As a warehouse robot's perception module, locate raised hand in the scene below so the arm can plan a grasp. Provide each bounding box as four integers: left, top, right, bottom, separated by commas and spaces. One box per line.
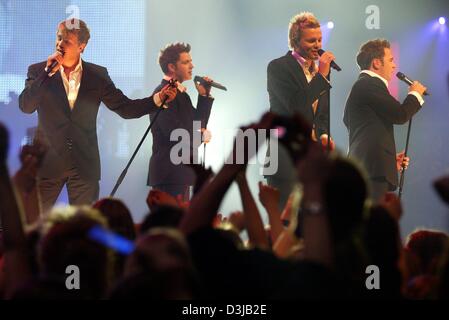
201, 128, 212, 144
46, 50, 64, 74
146, 189, 179, 210
194, 76, 213, 96
379, 192, 403, 221
409, 81, 427, 97
396, 150, 410, 172
319, 134, 335, 152
271, 113, 312, 165
258, 181, 280, 211
212, 213, 226, 228
186, 161, 214, 195
158, 83, 178, 105
318, 51, 335, 78
228, 211, 246, 233
228, 112, 276, 166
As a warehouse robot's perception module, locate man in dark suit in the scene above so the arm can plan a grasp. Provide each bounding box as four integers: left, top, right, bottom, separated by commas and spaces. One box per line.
18, 19, 177, 212
147, 43, 214, 200
344, 39, 427, 201
264, 12, 336, 210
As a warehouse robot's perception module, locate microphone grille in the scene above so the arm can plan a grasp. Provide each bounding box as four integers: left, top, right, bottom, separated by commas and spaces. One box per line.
396, 72, 405, 80
318, 49, 325, 56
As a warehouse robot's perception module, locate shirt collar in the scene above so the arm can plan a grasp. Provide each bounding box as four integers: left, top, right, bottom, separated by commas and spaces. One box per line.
291, 51, 317, 73
163, 75, 187, 92
60, 58, 83, 74
361, 70, 388, 87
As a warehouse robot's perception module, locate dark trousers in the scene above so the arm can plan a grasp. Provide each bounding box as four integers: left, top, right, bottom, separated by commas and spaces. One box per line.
151, 184, 191, 202
38, 167, 99, 214
370, 177, 396, 203
266, 176, 296, 212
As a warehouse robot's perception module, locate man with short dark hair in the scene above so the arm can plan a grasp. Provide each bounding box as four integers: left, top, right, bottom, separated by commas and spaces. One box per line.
19, 19, 177, 212
343, 39, 427, 201
147, 43, 214, 200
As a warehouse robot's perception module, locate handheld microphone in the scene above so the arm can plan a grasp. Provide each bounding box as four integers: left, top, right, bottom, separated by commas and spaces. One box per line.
194, 76, 227, 91
396, 72, 429, 96
46, 50, 64, 75
318, 49, 341, 71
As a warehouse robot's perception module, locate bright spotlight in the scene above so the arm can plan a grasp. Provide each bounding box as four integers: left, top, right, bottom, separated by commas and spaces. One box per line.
327, 21, 334, 29
439, 17, 446, 25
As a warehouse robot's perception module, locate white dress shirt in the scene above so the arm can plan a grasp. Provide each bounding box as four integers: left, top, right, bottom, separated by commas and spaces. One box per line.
361, 70, 424, 106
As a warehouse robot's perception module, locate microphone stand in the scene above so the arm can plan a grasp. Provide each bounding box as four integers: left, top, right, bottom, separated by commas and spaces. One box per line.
398, 118, 413, 199
110, 92, 172, 197
201, 125, 209, 168
202, 142, 206, 168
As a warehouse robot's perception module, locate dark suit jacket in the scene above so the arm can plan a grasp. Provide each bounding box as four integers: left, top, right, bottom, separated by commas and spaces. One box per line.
19, 60, 159, 181
343, 73, 422, 187
264, 51, 331, 179
147, 79, 213, 186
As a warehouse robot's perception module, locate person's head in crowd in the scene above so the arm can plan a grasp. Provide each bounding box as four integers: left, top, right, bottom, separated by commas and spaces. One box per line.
116, 227, 201, 299
364, 205, 402, 298
11, 277, 79, 300
125, 228, 192, 276
434, 174, 449, 206
38, 205, 113, 299
405, 229, 449, 276
322, 157, 368, 242
438, 246, 449, 299
139, 205, 184, 235
25, 226, 42, 277
109, 268, 201, 300
92, 198, 136, 279
0, 122, 9, 164
0, 245, 4, 299
214, 227, 244, 250
93, 198, 136, 241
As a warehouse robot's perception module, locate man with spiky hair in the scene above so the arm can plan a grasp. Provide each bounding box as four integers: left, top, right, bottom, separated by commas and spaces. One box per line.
264, 12, 336, 211
148, 43, 214, 200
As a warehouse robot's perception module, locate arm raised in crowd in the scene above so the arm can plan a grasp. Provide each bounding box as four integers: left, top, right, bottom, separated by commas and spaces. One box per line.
12, 141, 47, 225
272, 186, 302, 258
296, 141, 333, 268
270, 113, 333, 267
0, 123, 32, 298
236, 171, 269, 250
258, 182, 284, 245
180, 113, 275, 236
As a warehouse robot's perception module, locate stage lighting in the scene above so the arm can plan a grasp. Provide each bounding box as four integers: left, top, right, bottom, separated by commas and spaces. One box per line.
439, 17, 446, 25
327, 21, 334, 29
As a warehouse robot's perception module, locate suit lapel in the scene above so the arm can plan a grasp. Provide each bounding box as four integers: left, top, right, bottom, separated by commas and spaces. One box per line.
285, 51, 308, 88
285, 51, 315, 120
48, 70, 71, 115
72, 60, 88, 112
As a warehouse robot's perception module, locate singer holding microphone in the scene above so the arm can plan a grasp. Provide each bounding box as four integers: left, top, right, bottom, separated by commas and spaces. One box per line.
18, 19, 177, 213
343, 39, 427, 202
147, 42, 214, 200
264, 11, 337, 211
